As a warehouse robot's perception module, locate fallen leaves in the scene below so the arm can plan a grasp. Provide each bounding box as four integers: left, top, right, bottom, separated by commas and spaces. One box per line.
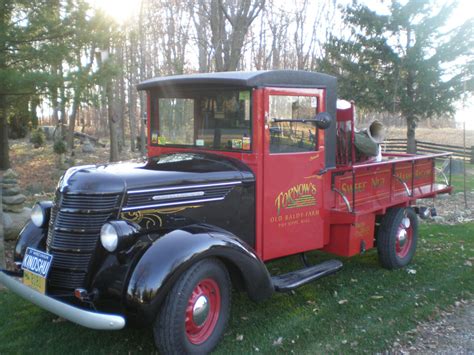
272, 337, 283, 346
371, 295, 384, 300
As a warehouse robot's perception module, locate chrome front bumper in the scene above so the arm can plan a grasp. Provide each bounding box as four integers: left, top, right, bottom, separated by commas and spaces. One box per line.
0, 270, 126, 330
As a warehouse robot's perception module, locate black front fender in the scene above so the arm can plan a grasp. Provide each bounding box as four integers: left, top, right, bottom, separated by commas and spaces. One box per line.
125, 224, 273, 324
14, 221, 48, 264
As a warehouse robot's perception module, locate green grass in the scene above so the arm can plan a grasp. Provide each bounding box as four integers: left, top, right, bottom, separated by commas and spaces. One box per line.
1, 223, 473, 354
434, 160, 474, 192
450, 173, 474, 192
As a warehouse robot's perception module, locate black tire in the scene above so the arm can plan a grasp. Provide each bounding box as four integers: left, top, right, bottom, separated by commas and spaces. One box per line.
377, 207, 418, 269
154, 258, 231, 354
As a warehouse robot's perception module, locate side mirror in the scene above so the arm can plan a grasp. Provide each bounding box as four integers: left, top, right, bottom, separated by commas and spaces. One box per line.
314, 112, 332, 130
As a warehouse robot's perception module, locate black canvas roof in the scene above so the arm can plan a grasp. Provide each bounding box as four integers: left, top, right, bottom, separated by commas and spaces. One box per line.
137, 70, 336, 90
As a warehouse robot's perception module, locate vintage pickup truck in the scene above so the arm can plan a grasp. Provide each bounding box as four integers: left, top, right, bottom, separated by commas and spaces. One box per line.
0, 70, 452, 354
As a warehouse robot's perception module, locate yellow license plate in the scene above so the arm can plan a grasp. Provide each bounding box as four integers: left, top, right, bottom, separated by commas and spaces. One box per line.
23, 270, 47, 294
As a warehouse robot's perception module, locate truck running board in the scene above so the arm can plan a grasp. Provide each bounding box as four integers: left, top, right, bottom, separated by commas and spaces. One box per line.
271, 260, 343, 292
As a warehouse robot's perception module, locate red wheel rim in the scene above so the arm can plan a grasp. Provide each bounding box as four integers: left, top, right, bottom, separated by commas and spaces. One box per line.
395, 217, 413, 258
185, 278, 221, 345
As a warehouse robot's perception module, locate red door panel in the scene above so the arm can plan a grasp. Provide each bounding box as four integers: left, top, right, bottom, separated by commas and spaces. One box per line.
262, 88, 326, 260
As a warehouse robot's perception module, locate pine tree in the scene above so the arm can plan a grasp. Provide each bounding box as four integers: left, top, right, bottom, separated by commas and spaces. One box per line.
321, 0, 474, 153
0, 0, 70, 169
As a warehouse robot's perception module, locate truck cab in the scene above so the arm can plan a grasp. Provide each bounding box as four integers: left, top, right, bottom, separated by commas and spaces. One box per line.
1, 71, 451, 354
140, 71, 337, 261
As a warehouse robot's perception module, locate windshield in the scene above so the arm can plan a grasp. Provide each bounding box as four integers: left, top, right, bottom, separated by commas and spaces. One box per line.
150, 89, 252, 151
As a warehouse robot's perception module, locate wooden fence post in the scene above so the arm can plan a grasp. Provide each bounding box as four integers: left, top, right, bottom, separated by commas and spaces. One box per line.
471, 145, 474, 164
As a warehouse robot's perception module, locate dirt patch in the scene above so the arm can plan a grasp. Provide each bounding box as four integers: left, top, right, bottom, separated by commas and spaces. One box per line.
390, 300, 474, 354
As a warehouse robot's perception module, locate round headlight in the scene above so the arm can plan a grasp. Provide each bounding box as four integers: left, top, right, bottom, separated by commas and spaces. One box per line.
31, 203, 46, 227
100, 223, 119, 252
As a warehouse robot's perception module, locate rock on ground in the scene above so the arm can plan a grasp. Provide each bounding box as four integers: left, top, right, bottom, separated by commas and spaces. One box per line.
3, 207, 31, 241
82, 139, 95, 153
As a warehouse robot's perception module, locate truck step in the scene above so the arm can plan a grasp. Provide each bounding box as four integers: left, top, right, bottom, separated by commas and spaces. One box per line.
271, 260, 343, 292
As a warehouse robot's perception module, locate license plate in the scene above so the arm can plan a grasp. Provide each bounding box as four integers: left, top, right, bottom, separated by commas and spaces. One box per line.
21, 248, 53, 294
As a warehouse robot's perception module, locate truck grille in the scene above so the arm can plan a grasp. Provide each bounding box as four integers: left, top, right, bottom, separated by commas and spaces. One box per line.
46, 192, 121, 291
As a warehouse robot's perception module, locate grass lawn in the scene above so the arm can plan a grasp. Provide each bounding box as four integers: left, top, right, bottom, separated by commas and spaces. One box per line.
0, 223, 473, 354
434, 159, 474, 193
450, 173, 474, 193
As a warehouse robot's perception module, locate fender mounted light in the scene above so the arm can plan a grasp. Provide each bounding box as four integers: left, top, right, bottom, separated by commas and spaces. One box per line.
100, 220, 140, 252
31, 201, 53, 228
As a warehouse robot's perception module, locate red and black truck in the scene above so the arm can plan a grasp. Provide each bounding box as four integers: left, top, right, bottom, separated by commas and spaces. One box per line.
0, 71, 452, 353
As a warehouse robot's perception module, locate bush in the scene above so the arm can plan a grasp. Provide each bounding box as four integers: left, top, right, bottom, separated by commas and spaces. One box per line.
53, 140, 67, 155
30, 129, 45, 148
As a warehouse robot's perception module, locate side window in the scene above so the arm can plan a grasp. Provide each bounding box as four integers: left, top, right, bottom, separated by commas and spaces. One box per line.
269, 95, 318, 153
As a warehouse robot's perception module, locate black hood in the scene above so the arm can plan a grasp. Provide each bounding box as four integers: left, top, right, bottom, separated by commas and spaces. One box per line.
58, 152, 254, 195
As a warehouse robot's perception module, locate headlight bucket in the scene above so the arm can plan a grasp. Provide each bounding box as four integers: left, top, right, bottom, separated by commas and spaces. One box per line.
100, 221, 140, 252
31, 201, 53, 228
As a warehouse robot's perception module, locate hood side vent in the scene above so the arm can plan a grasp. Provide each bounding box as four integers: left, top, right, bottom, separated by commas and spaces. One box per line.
123, 181, 241, 211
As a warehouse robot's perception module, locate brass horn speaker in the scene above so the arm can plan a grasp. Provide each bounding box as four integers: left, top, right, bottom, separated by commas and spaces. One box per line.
367, 120, 386, 144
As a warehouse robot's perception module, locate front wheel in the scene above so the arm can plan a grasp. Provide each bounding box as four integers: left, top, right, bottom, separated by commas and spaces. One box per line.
377, 207, 418, 269
153, 258, 231, 354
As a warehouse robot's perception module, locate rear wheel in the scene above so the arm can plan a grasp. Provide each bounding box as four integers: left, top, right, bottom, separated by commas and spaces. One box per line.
154, 258, 231, 354
377, 207, 418, 269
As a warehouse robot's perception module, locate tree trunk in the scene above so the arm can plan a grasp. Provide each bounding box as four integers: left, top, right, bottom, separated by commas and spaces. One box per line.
107, 80, 119, 162
405, 27, 416, 154
127, 26, 137, 152
406, 115, 417, 154
59, 64, 66, 140
128, 70, 137, 152
0, 95, 9, 170
51, 86, 59, 126
192, 0, 210, 72
30, 97, 40, 129
67, 94, 80, 151
139, 93, 147, 156
0, 3, 10, 171
0, 235, 6, 269
117, 40, 125, 153
0, 187, 5, 268
209, 0, 264, 72
138, 2, 147, 156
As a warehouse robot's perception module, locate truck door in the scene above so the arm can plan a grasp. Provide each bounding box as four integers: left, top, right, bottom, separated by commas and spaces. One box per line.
262, 88, 326, 260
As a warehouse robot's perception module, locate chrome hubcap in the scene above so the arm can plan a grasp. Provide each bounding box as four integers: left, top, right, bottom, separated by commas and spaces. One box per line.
401, 217, 411, 229
397, 229, 408, 248
192, 295, 210, 326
